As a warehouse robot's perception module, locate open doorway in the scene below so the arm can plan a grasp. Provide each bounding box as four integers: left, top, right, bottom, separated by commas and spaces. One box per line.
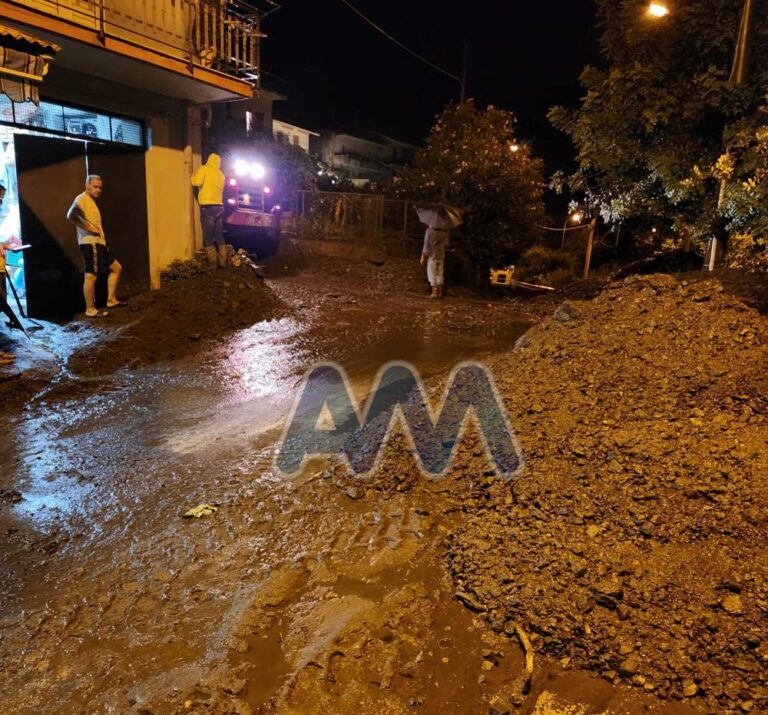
14, 132, 88, 318
0, 128, 26, 314
0, 129, 149, 319
1, 95, 148, 320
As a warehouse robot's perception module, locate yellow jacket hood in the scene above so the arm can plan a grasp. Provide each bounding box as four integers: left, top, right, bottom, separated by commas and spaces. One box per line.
191, 153, 225, 205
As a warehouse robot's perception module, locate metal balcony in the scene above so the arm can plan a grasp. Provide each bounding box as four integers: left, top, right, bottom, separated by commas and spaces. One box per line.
16, 0, 263, 85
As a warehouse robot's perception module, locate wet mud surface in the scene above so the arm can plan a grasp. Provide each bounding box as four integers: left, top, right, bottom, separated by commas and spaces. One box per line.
0, 253, 763, 714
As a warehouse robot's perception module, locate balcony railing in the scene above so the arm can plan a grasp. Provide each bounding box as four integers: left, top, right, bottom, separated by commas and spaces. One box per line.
19, 0, 262, 84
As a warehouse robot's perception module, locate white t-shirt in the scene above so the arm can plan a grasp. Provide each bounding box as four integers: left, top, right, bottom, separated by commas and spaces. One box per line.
72, 192, 106, 246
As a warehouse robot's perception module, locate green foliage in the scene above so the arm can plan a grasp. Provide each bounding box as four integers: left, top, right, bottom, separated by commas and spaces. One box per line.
726, 231, 768, 272
517, 245, 580, 287
399, 102, 547, 262
540, 267, 578, 288
718, 124, 768, 246
549, 0, 768, 249
163, 259, 206, 281
518, 245, 578, 276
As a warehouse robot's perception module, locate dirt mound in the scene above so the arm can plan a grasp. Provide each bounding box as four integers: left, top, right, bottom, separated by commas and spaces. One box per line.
67, 265, 284, 376
439, 274, 767, 712
612, 250, 704, 280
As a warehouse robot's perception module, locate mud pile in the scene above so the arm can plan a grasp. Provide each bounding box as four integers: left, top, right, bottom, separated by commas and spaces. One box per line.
441, 275, 767, 713
67, 264, 284, 376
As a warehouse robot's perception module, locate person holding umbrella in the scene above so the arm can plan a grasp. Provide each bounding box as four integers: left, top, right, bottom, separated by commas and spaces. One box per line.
417, 204, 462, 299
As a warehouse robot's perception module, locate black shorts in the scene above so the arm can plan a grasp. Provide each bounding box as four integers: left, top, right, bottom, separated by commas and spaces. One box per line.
80, 243, 117, 275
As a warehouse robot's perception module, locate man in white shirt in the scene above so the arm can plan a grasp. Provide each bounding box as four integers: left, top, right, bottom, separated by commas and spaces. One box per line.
66, 175, 123, 317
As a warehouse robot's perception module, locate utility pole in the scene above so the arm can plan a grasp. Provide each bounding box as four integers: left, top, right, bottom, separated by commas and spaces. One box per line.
582, 218, 597, 280
705, 0, 756, 270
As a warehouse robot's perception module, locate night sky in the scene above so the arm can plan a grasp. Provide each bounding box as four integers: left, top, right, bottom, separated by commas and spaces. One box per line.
261, 0, 601, 176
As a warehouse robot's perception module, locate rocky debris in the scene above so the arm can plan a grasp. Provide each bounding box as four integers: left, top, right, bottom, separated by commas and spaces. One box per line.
435, 274, 768, 713
66, 264, 284, 376
455, 590, 487, 612
553, 301, 581, 323
0, 489, 23, 504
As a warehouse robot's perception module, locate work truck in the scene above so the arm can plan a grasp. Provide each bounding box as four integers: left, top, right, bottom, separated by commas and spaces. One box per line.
222, 153, 282, 258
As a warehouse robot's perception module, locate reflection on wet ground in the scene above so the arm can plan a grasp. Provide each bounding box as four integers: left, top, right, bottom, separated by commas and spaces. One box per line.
1, 279, 529, 587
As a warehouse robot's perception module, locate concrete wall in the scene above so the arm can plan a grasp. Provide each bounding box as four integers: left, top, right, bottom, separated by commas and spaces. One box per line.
145, 134, 197, 288
145, 109, 205, 288
273, 119, 316, 154
210, 89, 282, 144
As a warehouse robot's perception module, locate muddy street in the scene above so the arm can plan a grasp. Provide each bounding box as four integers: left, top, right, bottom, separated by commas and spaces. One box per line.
0, 258, 535, 714
0, 255, 760, 714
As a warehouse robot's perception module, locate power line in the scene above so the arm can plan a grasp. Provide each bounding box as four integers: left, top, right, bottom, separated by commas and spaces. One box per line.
337, 0, 461, 84
537, 224, 588, 232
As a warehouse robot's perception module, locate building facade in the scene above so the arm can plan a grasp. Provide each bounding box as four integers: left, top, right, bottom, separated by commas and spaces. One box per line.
0, 0, 266, 317
272, 119, 318, 154
319, 130, 416, 187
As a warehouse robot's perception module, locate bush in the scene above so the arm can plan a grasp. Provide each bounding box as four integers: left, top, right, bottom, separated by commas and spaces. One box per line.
727, 233, 768, 273
540, 267, 577, 288
398, 101, 547, 263
517, 245, 578, 280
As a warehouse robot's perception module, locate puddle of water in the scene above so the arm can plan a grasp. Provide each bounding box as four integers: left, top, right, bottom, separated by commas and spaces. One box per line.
234, 613, 293, 707
13, 473, 94, 520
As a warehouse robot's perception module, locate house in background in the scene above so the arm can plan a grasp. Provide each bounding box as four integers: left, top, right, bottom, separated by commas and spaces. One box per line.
320, 130, 416, 187
0, 0, 268, 317
210, 86, 286, 145
272, 119, 319, 154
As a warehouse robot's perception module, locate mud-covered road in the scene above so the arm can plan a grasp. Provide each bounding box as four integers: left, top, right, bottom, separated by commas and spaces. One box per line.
0, 253, 738, 714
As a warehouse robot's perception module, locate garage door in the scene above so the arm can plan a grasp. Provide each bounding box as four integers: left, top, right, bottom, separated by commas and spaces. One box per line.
15, 133, 87, 318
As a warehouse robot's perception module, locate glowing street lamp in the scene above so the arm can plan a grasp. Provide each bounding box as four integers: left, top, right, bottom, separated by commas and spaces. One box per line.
561, 210, 584, 250
647, 2, 670, 18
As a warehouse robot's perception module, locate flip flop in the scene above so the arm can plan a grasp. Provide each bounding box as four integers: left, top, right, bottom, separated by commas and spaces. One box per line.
106, 300, 127, 308
85, 310, 110, 318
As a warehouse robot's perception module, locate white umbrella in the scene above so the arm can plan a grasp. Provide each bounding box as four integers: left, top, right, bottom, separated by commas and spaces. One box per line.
415, 203, 464, 229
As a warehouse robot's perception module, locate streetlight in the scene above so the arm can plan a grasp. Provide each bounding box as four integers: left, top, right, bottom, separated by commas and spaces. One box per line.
648, 0, 757, 269
561, 210, 583, 251
647, 2, 670, 18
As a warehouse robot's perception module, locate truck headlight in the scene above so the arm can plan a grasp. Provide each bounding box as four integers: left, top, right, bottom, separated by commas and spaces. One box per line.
250, 162, 266, 179
234, 159, 249, 176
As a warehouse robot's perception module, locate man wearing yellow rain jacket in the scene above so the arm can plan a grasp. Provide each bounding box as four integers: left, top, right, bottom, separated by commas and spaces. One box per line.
191, 152, 226, 267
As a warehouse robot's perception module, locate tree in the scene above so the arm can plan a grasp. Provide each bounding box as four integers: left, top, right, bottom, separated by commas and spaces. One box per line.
399, 102, 546, 263
549, 0, 768, 248
253, 137, 318, 208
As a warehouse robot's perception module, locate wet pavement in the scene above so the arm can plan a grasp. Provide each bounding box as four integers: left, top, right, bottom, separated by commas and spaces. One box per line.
0, 264, 703, 714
